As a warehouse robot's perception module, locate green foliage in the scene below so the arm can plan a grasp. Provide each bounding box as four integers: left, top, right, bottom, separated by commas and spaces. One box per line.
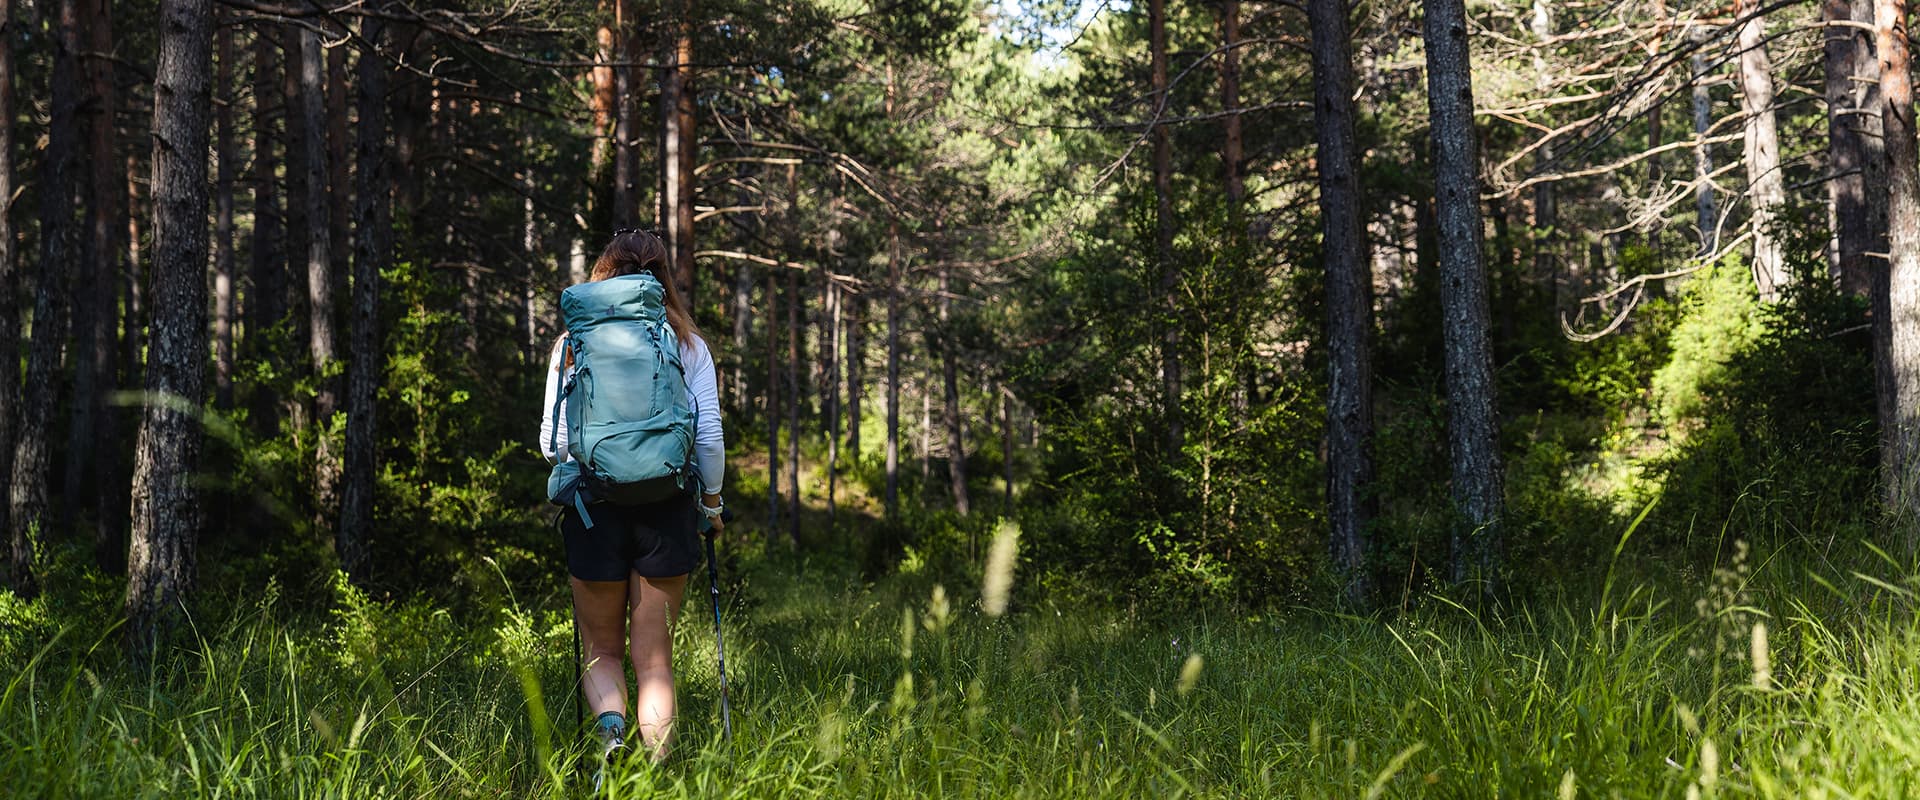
1651, 258, 1768, 430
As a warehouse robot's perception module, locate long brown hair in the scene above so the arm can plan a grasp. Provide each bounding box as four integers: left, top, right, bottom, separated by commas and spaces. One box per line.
557, 230, 703, 370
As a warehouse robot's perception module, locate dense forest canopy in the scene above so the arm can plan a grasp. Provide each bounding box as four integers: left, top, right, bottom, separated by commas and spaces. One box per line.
0, 0, 1914, 640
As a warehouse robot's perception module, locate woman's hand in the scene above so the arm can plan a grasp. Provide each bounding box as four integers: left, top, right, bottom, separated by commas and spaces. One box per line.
701, 492, 725, 536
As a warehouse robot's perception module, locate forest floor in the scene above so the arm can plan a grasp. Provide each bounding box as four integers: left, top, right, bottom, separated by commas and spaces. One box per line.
6, 529, 1920, 798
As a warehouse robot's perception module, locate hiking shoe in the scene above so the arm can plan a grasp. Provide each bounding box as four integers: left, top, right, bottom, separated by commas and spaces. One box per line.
590, 711, 627, 793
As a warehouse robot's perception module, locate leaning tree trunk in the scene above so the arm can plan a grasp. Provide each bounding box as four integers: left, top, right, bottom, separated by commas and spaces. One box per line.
1738, 0, 1788, 299
1830, 0, 1886, 295
1422, 0, 1506, 591
9, 0, 83, 596
1310, 0, 1378, 609
127, 0, 213, 653
1876, 0, 1920, 544
0, 0, 16, 577
1150, 0, 1182, 453
340, 14, 391, 584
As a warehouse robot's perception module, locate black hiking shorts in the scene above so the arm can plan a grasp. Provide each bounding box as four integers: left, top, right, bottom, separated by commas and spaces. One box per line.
558, 493, 701, 581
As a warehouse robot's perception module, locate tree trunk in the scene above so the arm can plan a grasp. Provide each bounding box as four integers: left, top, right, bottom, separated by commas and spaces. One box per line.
765, 269, 781, 539
786, 268, 801, 546
611, 0, 636, 226
1691, 38, 1720, 254
0, 0, 16, 583
825, 278, 839, 524
885, 222, 902, 520
939, 263, 969, 516
214, 15, 236, 408
1831, 0, 1887, 295
1876, 0, 1920, 543
282, 23, 311, 380
1738, 0, 1787, 298
127, 0, 213, 652
249, 26, 286, 426
1002, 391, 1013, 515
327, 28, 351, 301
846, 291, 864, 461
1310, 0, 1377, 609
72, 0, 125, 568
300, 27, 339, 527
1150, 0, 1182, 453
1532, 0, 1559, 311
1423, 0, 1506, 591
661, 0, 696, 302
9, 0, 83, 595
589, 1, 614, 231
1220, 0, 1243, 208
341, 14, 390, 584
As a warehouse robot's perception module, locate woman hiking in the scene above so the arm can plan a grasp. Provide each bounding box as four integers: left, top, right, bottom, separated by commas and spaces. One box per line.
538, 229, 726, 775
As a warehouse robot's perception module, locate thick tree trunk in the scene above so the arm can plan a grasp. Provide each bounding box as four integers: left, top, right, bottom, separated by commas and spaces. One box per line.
1423, 0, 1506, 590
127, 0, 213, 652
0, 0, 16, 582
341, 15, 390, 583
885, 222, 902, 521
1692, 31, 1720, 254
661, 0, 696, 301
72, 0, 125, 568
1877, 0, 1920, 542
282, 23, 311, 376
327, 29, 350, 299
214, 16, 236, 408
1831, 0, 1887, 295
249, 25, 286, 390
1150, 0, 1182, 453
9, 0, 83, 595
590, 2, 615, 230
1310, 0, 1377, 609
939, 263, 969, 516
1737, 0, 1788, 298
1220, 0, 1244, 208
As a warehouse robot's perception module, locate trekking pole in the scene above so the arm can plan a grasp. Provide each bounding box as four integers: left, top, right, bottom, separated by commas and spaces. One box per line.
702, 509, 736, 744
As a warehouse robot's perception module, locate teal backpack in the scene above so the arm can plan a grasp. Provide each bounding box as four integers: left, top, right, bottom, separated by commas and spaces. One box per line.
546, 274, 697, 527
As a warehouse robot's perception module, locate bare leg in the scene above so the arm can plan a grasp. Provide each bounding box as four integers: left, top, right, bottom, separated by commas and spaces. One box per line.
571, 576, 630, 720
629, 571, 688, 761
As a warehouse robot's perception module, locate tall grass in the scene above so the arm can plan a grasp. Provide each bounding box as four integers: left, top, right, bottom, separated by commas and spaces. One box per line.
7, 533, 1920, 798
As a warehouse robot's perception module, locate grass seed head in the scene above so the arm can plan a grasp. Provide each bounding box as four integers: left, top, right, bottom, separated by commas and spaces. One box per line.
982, 521, 1021, 617
1176, 653, 1204, 697
1751, 622, 1771, 691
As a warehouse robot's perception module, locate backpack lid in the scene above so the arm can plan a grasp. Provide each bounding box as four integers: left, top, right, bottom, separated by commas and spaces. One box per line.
560, 273, 668, 335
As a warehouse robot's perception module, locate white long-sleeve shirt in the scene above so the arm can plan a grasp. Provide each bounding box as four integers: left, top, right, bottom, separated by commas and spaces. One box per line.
539, 329, 725, 494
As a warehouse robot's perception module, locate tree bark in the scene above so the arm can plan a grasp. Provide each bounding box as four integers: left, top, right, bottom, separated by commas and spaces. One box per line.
0, 0, 16, 583
1150, 0, 1182, 453
1310, 0, 1377, 608
1831, 0, 1887, 295
127, 0, 213, 652
9, 0, 83, 595
214, 15, 236, 408
661, 0, 696, 302
611, 0, 636, 226
1002, 390, 1013, 515
1422, 0, 1506, 590
590, 1, 615, 231
300, 26, 339, 527
846, 291, 864, 462
939, 262, 969, 516
340, 14, 390, 584
249, 24, 286, 405
786, 268, 802, 545
825, 277, 840, 524
327, 27, 351, 302
766, 270, 782, 540
1737, 0, 1788, 298
1532, 0, 1559, 311
885, 221, 902, 521
71, 0, 125, 567
282, 23, 311, 374
1219, 0, 1244, 208
1692, 36, 1720, 254
1876, 0, 1920, 543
